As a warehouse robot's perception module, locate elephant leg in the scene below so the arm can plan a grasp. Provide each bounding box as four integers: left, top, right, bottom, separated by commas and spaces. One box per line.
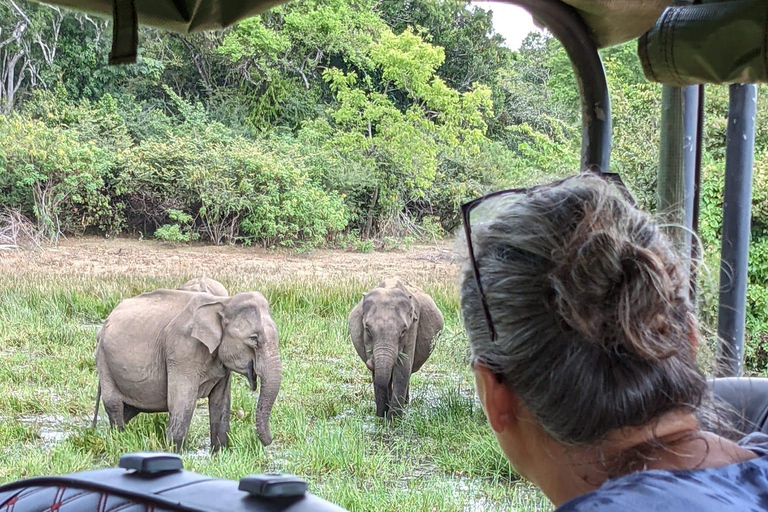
123, 404, 141, 425
388, 361, 411, 419
167, 373, 198, 450
103, 398, 124, 429
208, 373, 231, 453
99, 371, 126, 429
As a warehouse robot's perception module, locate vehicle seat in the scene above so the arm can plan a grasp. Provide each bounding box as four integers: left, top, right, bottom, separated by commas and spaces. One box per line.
0, 453, 347, 512
708, 377, 768, 436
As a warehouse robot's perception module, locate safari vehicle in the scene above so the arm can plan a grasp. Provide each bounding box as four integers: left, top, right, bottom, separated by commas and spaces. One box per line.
2, 0, 768, 510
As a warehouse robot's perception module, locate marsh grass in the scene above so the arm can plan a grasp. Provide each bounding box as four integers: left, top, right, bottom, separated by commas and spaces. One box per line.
0, 251, 549, 511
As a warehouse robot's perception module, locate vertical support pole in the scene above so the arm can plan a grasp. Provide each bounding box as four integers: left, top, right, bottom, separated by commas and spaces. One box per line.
716, 84, 758, 377
682, 86, 700, 258
504, 0, 611, 171
690, 85, 705, 300
657, 86, 700, 259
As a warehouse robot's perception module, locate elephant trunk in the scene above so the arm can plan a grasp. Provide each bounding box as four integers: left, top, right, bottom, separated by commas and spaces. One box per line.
373, 342, 397, 417
255, 351, 281, 446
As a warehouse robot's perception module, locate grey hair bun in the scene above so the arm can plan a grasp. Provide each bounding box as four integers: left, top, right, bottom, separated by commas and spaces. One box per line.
550, 219, 687, 361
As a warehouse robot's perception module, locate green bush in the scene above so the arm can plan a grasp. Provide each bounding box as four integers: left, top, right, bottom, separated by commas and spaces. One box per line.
117, 120, 348, 247
353, 238, 374, 253
0, 91, 349, 248
154, 224, 191, 243
154, 210, 199, 243
0, 114, 121, 241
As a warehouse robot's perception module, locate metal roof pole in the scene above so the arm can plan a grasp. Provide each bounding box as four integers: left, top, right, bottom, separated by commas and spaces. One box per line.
681, 86, 701, 258
658, 85, 700, 281
657, 87, 684, 245
716, 84, 758, 377
502, 0, 611, 171
690, 85, 705, 301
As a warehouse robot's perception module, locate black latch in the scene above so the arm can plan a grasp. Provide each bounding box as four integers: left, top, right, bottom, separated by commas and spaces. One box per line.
110, 0, 138, 65
118, 453, 183, 475
239, 474, 308, 499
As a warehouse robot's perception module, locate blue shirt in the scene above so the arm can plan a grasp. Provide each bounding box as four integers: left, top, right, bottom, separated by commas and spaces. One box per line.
557, 433, 768, 511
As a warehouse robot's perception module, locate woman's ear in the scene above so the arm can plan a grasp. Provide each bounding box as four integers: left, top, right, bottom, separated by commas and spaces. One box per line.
474, 364, 519, 434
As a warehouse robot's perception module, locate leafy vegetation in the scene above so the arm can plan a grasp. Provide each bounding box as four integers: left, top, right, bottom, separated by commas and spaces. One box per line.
1, 0, 548, 247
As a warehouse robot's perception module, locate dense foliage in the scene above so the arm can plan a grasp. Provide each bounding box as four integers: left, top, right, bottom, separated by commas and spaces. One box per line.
2, 0, 768, 370
1, 0, 557, 245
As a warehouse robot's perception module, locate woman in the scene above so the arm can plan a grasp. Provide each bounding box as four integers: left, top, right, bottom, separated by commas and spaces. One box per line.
460, 171, 768, 510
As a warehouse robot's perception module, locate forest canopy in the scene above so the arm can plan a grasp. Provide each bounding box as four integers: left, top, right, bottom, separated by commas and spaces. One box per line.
0, 0, 567, 246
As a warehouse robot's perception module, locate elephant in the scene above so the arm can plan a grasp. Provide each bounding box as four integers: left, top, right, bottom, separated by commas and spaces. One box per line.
93, 289, 281, 450
179, 276, 228, 296
349, 278, 444, 418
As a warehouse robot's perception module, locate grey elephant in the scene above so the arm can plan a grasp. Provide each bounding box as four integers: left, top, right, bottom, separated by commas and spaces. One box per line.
93, 289, 281, 450
349, 278, 444, 418
179, 276, 228, 296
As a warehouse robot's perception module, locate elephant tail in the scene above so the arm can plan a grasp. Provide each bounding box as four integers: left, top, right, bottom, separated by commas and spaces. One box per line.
91, 382, 101, 428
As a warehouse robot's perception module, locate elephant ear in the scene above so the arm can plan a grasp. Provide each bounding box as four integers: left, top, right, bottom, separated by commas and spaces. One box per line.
191, 298, 226, 354
412, 290, 444, 373
348, 298, 367, 363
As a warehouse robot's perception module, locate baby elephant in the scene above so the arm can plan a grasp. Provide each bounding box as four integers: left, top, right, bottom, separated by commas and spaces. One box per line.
94, 289, 281, 450
349, 278, 443, 418
179, 276, 228, 296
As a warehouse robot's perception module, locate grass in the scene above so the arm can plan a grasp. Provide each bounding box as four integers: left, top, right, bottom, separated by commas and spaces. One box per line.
0, 247, 550, 511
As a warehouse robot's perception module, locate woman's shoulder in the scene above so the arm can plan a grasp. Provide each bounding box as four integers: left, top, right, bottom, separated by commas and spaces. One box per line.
739, 432, 768, 455
556, 434, 768, 512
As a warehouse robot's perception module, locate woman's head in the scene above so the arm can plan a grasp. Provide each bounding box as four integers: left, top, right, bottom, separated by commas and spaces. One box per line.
461, 173, 706, 447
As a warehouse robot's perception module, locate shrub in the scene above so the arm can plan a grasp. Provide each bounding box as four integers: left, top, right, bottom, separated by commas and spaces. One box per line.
353, 238, 374, 253
154, 210, 199, 243
118, 122, 348, 247
0, 115, 120, 242
154, 224, 190, 243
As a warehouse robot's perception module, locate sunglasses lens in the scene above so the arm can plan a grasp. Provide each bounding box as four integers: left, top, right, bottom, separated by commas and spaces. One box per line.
468, 191, 523, 235
462, 171, 635, 347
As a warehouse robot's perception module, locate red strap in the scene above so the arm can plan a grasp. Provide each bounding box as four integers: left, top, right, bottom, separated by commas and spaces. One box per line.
4, 495, 17, 511
50, 486, 65, 511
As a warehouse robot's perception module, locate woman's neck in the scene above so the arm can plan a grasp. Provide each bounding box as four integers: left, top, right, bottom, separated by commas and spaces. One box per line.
533, 411, 758, 507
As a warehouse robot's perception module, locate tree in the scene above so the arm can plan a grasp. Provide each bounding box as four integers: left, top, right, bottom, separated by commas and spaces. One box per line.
216, 0, 386, 132
0, 0, 64, 113
310, 26, 493, 235
378, 0, 511, 92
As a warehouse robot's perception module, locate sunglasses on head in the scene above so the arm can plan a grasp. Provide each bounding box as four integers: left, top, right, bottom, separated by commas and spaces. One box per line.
460, 167, 636, 343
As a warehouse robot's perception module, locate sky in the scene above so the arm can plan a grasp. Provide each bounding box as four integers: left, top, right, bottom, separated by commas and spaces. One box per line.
469, 2, 542, 50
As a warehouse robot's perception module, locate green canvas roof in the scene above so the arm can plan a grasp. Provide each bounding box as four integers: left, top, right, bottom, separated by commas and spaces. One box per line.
555, 0, 671, 47
38, 0, 671, 46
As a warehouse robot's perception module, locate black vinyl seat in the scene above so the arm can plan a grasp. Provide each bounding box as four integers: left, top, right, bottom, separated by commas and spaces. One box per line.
709, 377, 768, 436
0, 453, 347, 512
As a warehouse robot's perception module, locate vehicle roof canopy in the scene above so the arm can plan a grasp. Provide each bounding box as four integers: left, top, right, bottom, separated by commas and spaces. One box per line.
37, 0, 671, 45
35, 0, 766, 86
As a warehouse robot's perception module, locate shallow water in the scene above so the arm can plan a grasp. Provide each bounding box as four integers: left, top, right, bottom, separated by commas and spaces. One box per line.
18, 413, 71, 450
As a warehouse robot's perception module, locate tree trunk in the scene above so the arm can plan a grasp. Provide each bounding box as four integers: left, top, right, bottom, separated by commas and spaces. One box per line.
365, 186, 379, 238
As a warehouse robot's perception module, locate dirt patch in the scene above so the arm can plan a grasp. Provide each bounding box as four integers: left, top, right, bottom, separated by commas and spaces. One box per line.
0, 237, 463, 285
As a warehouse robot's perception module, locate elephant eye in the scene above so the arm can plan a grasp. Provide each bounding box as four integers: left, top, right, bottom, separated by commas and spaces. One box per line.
247, 334, 260, 347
